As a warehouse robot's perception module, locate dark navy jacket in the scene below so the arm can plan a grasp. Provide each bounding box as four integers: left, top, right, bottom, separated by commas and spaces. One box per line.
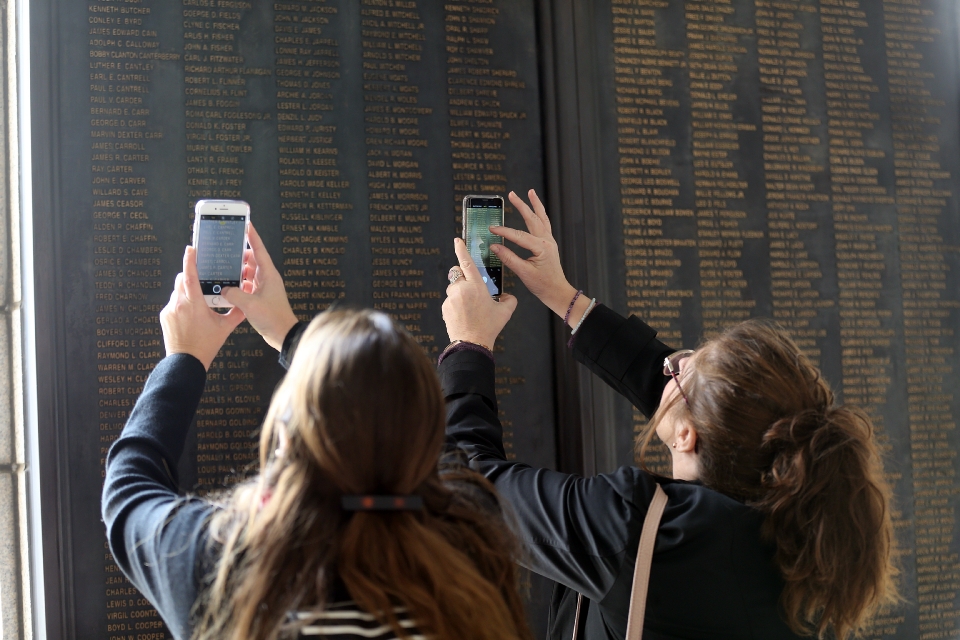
439, 305, 803, 640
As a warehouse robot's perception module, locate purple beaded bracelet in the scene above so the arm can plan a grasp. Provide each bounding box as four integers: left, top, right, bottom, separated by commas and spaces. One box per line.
563, 290, 583, 326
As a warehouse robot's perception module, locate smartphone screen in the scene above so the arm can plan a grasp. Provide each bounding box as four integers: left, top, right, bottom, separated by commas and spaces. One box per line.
196, 214, 246, 295
463, 196, 504, 297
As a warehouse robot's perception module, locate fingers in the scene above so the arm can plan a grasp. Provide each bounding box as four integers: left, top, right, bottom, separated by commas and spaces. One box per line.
453, 237, 483, 281
489, 225, 544, 254
220, 285, 253, 306
527, 189, 551, 232
490, 244, 534, 279
246, 222, 275, 271
508, 190, 544, 235
182, 246, 204, 301
241, 247, 259, 278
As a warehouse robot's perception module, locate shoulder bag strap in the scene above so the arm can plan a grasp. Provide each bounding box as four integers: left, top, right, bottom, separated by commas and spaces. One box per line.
571, 593, 584, 640
625, 484, 668, 640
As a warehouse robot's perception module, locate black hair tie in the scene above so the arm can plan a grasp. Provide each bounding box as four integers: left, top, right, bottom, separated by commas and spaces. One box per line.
341, 495, 424, 511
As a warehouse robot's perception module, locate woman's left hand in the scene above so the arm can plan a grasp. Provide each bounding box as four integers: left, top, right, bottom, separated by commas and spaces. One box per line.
160, 246, 246, 370
441, 237, 518, 348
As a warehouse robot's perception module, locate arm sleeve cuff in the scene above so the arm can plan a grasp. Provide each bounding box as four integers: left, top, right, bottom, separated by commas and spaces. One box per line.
279, 321, 309, 369
438, 349, 497, 404
573, 305, 659, 377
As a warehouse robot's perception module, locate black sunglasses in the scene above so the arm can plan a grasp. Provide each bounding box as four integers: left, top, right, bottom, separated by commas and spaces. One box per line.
663, 350, 694, 405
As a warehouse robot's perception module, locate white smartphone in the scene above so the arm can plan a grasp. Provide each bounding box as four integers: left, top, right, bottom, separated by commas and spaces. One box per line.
462, 195, 504, 299
192, 199, 250, 308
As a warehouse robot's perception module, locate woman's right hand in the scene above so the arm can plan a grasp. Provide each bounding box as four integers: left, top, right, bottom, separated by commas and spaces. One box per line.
221, 223, 298, 352
490, 190, 581, 322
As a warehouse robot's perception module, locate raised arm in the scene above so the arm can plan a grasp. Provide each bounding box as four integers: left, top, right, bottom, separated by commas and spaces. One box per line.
490, 190, 674, 417
440, 349, 661, 599
102, 246, 244, 639
439, 235, 662, 599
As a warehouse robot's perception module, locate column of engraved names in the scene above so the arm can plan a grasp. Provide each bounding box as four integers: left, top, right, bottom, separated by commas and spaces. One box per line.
686, 1, 760, 339
884, 2, 960, 636
361, 0, 440, 350
274, 1, 348, 321
823, 2, 906, 635
183, 0, 267, 491
445, 0, 527, 459
89, 0, 169, 636
755, 0, 831, 366
610, 0, 688, 473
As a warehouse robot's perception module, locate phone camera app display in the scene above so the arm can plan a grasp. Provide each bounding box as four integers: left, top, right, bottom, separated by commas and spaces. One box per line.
464, 197, 503, 297
196, 215, 246, 294
465, 200, 503, 268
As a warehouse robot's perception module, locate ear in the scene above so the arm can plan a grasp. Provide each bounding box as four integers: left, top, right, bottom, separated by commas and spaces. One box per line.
674, 422, 698, 454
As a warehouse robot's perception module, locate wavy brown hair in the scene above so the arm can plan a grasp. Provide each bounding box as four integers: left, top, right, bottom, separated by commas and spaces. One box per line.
192, 309, 532, 640
641, 319, 898, 639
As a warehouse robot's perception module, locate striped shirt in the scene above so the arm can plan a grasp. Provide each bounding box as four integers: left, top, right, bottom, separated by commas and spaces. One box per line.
295, 602, 424, 639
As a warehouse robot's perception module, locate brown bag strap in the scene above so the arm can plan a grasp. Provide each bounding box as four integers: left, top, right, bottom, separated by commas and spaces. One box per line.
625, 484, 668, 640
571, 484, 667, 640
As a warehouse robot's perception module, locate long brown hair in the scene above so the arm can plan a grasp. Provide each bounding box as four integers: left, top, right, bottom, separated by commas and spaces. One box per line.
642, 319, 897, 639
192, 309, 532, 640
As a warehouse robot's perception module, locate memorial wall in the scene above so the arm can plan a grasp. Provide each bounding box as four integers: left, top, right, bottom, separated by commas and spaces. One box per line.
582, 1, 960, 638
29, 0, 960, 638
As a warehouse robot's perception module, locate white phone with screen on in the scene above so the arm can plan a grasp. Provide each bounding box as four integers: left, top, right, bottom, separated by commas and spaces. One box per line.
192, 199, 250, 308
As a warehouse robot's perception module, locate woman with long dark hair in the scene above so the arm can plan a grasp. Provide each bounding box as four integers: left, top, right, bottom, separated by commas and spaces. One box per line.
102, 245, 532, 640
437, 190, 899, 639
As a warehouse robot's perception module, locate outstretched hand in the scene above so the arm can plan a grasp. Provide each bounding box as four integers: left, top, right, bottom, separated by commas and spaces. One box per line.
490, 189, 579, 320
442, 237, 518, 348
221, 223, 298, 352
160, 246, 246, 370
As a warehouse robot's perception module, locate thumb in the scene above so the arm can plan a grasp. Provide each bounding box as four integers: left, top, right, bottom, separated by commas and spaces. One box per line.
497, 293, 519, 316
219, 306, 246, 331
221, 285, 255, 309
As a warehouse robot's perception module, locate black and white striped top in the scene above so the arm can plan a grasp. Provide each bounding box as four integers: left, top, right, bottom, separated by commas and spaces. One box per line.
295, 602, 423, 639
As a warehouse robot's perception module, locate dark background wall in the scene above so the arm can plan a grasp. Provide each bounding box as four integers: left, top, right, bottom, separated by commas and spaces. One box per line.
29, 0, 960, 638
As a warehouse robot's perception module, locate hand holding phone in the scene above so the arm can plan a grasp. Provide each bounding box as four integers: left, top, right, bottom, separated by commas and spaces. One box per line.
462, 195, 504, 298
192, 199, 250, 308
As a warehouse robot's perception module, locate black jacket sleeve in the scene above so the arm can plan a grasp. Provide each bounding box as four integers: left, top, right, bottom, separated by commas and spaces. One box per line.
101, 354, 216, 640
279, 320, 309, 369
441, 307, 677, 601
441, 350, 661, 601
570, 305, 675, 418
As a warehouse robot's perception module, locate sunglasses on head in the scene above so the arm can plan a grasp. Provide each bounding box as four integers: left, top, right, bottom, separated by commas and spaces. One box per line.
663, 350, 695, 405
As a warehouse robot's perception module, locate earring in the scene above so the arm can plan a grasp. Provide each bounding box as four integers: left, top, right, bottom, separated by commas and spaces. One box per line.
671, 442, 677, 449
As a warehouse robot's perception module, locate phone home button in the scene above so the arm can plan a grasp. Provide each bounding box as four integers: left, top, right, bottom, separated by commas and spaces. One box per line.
212, 284, 222, 294
211, 296, 221, 306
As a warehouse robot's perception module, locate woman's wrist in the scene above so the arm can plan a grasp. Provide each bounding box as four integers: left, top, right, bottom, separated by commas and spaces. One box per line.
438, 339, 494, 365
546, 283, 580, 320
566, 294, 593, 329
264, 313, 299, 352
445, 334, 495, 351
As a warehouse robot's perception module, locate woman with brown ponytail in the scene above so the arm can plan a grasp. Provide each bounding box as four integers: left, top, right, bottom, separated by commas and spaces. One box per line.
102, 242, 532, 640
439, 189, 899, 639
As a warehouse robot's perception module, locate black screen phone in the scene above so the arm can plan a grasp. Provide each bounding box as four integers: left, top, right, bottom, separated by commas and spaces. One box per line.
462, 195, 504, 298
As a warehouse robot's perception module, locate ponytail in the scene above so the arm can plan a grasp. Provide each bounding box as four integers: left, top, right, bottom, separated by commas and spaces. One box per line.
643, 319, 898, 638
192, 310, 533, 640
756, 407, 897, 638
339, 474, 530, 640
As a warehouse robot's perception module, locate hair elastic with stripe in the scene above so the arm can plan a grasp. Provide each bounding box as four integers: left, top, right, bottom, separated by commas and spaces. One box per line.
341, 495, 424, 511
